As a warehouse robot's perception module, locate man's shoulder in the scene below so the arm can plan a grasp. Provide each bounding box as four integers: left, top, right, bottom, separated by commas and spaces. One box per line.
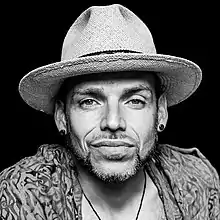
158, 144, 220, 218
0, 144, 78, 219
160, 144, 219, 186
0, 144, 71, 181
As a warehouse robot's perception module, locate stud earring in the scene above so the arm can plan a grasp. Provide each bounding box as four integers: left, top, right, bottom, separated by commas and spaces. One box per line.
158, 124, 165, 132
59, 129, 66, 136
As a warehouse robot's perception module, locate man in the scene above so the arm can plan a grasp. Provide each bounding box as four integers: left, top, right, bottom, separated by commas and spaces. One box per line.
0, 4, 219, 220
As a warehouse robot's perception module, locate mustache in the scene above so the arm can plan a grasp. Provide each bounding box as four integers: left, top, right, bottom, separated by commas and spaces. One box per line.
88, 133, 139, 145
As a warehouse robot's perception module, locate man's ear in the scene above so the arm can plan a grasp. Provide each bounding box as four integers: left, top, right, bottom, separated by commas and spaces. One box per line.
54, 100, 67, 132
157, 93, 168, 129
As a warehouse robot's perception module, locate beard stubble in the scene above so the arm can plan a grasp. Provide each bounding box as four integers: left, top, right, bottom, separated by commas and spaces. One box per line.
64, 114, 159, 184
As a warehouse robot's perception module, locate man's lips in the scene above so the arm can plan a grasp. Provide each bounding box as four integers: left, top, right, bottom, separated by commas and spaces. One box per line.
90, 140, 135, 148
89, 140, 136, 160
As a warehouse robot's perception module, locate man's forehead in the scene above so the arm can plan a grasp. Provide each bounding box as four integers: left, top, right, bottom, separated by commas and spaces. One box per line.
68, 71, 156, 90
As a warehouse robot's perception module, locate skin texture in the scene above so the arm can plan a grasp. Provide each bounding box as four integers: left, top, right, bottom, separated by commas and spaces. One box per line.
54, 71, 168, 219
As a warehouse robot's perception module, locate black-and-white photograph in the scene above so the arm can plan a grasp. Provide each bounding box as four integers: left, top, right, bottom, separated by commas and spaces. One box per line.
1, 2, 219, 219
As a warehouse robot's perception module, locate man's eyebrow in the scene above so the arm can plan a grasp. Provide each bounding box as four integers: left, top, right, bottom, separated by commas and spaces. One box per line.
72, 85, 152, 98
72, 87, 105, 98
121, 85, 152, 98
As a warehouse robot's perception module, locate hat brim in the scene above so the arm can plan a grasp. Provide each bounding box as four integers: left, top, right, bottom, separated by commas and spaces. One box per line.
19, 53, 202, 114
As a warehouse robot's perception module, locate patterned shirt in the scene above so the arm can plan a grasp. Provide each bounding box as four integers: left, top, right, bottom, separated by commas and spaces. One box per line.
0, 144, 219, 220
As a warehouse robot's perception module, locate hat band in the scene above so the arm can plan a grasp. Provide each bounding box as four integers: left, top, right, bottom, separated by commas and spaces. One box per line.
80, 50, 142, 57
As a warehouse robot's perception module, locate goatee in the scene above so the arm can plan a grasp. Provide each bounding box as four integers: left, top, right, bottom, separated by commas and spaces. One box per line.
64, 126, 158, 184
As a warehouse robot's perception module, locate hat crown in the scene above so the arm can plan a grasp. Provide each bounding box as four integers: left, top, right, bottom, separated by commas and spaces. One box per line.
61, 4, 156, 60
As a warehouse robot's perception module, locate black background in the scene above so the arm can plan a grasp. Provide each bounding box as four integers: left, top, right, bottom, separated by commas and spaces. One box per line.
1, 2, 219, 174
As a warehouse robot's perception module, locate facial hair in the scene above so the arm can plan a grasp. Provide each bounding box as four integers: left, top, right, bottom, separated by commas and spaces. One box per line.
64, 114, 159, 184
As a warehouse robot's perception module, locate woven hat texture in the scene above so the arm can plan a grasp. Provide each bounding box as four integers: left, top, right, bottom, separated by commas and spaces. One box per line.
19, 4, 202, 114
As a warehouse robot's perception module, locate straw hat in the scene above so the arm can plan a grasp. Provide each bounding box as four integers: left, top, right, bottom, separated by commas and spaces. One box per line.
19, 4, 202, 114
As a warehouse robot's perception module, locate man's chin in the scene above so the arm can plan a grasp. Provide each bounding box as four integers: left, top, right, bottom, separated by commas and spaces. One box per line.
87, 155, 142, 183
70, 138, 158, 183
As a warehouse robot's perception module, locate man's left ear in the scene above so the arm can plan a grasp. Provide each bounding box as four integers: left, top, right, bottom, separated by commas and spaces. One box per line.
157, 93, 168, 131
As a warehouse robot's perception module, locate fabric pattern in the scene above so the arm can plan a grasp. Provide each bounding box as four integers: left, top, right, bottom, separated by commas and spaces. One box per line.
0, 144, 219, 220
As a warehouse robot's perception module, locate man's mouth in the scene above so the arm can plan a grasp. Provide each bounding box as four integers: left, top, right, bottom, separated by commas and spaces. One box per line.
89, 140, 136, 160
90, 140, 135, 148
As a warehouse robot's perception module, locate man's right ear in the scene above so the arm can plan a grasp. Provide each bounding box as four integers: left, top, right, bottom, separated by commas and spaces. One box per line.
54, 100, 67, 132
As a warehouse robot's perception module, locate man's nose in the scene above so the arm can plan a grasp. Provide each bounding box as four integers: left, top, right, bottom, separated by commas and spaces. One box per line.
100, 101, 126, 131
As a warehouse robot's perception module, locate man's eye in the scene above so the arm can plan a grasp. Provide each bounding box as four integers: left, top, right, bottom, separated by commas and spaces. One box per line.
79, 99, 100, 108
126, 99, 146, 107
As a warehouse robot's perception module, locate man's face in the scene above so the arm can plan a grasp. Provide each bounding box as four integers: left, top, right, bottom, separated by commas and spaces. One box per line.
64, 72, 159, 183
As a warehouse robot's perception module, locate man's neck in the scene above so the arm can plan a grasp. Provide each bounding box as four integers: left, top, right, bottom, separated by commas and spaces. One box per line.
76, 166, 148, 217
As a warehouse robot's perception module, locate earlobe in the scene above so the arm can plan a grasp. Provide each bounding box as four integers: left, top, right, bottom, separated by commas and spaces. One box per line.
157, 94, 168, 131
54, 100, 67, 132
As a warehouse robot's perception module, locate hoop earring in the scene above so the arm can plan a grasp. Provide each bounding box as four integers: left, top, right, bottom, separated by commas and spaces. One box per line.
59, 129, 66, 136
158, 124, 165, 132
